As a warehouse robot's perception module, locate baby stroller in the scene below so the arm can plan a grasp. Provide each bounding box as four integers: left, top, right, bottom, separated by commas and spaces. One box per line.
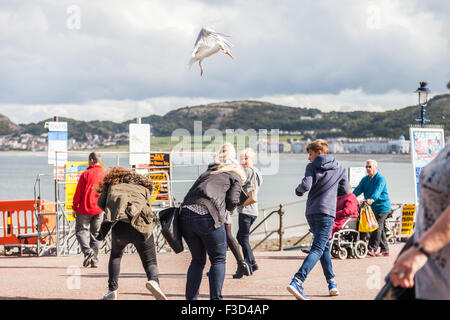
329, 204, 368, 260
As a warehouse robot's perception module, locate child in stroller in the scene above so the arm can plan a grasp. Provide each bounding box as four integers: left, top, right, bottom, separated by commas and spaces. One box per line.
329, 192, 368, 259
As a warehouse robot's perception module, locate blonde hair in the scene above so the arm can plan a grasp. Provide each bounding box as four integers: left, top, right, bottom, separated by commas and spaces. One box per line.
214, 142, 237, 163
240, 148, 256, 162
306, 139, 329, 154
211, 143, 246, 183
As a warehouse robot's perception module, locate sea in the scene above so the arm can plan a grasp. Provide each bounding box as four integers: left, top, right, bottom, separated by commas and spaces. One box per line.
0, 152, 415, 238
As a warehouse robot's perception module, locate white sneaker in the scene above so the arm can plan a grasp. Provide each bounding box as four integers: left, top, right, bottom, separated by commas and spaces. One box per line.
103, 290, 117, 300
328, 282, 340, 296
146, 280, 168, 300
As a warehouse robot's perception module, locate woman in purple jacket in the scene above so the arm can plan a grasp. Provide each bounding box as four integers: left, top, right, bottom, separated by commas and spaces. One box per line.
287, 139, 349, 300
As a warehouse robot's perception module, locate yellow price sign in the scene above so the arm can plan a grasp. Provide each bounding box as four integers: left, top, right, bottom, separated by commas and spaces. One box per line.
65, 162, 103, 221
401, 204, 416, 235
149, 173, 166, 203
148, 153, 171, 203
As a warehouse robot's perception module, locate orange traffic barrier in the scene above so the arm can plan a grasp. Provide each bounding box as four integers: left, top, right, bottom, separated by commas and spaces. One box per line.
0, 200, 56, 246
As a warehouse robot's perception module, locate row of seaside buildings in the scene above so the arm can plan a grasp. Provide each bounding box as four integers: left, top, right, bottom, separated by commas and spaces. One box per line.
256, 136, 411, 154
1, 132, 410, 154
0, 133, 129, 152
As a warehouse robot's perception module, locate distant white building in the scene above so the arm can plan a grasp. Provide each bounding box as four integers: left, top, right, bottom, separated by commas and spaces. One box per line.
340, 137, 410, 154
387, 136, 410, 154
329, 141, 344, 153
292, 143, 304, 153
279, 142, 291, 153
343, 139, 389, 153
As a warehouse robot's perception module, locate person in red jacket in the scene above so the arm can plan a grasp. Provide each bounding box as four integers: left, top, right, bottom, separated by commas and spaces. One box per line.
73, 152, 105, 268
332, 192, 359, 235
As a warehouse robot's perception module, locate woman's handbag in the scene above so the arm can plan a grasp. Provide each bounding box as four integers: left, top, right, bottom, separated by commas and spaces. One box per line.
358, 202, 379, 233
239, 188, 249, 205
158, 206, 184, 254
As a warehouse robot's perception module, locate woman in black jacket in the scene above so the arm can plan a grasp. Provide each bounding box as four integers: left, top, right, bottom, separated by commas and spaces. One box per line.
180, 144, 246, 300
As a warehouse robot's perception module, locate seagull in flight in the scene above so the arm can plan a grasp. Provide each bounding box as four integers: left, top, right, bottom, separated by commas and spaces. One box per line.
189, 27, 234, 76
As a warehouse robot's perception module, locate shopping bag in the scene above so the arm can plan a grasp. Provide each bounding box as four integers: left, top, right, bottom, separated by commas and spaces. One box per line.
358, 203, 379, 232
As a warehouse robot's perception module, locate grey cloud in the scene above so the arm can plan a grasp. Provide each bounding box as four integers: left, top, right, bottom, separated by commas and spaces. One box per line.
0, 0, 448, 111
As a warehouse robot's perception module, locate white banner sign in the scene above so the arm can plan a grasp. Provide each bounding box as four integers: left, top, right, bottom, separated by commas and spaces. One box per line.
348, 167, 366, 189
129, 123, 150, 166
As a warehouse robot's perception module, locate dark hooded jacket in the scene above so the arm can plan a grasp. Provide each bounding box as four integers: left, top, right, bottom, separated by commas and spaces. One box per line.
182, 163, 243, 229
295, 154, 349, 218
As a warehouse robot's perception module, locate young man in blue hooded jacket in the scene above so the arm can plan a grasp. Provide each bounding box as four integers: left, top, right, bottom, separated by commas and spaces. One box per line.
287, 139, 349, 300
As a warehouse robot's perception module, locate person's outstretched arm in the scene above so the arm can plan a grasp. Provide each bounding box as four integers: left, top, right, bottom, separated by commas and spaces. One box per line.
226, 178, 242, 212
353, 178, 364, 198
295, 165, 313, 197
390, 204, 450, 288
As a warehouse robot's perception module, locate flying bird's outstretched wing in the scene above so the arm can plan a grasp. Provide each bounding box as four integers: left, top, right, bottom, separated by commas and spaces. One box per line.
189, 27, 234, 75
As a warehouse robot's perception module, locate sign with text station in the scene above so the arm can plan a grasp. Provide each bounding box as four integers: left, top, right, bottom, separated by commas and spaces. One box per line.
401, 204, 416, 236
47, 121, 68, 165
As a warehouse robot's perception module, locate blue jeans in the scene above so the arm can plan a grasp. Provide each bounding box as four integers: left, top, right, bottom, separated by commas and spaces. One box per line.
237, 213, 257, 270
294, 213, 336, 284
179, 208, 227, 300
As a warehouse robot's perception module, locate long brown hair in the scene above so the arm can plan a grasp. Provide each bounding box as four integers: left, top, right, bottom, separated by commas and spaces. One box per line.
96, 166, 153, 194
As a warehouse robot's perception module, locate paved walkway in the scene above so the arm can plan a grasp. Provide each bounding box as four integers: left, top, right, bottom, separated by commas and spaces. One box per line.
0, 244, 403, 300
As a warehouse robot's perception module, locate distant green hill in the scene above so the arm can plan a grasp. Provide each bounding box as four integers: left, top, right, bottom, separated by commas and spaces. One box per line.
2, 94, 449, 140
0, 114, 21, 135
142, 95, 450, 139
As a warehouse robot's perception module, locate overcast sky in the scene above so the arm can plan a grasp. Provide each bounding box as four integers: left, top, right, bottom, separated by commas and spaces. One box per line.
0, 0, 449, 124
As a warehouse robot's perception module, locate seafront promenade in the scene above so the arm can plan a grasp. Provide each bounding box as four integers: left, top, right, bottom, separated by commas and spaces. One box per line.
0, 243, 403, 300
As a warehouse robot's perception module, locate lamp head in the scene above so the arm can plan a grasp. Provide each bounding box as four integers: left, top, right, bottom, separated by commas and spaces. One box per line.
414, 80, 431, 105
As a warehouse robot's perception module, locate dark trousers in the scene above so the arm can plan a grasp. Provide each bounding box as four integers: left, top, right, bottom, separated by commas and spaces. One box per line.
225, 223, 244, 263
236, 213, 257, 271
75, 212, 103, 264
108, 221, 159, 291
369, 212, 389, 252
179, 208, 227, 300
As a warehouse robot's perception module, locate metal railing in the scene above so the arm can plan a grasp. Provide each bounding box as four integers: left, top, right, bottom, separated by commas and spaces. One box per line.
250, 200, 308, 251
249, 201, 407, 251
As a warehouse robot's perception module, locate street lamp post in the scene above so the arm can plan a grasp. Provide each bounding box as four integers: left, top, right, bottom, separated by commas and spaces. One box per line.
414, 81, 431, 128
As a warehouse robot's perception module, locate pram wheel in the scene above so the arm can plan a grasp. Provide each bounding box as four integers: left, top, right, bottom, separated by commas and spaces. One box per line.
353, 240, 368, 259
337, 247, 348, 260
388, 236, 396, 245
